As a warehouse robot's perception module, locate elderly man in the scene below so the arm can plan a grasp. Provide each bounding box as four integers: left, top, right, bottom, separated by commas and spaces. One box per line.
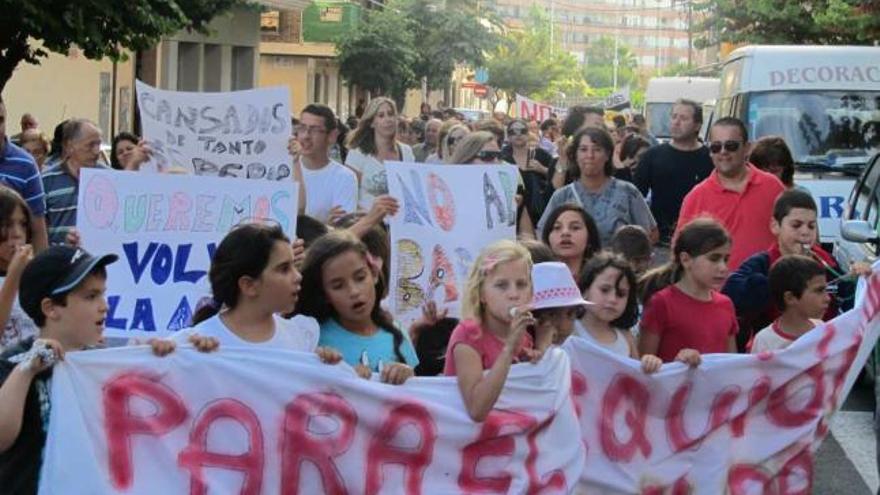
42, 119, 108, 245
0, 97, 48, 251
412, 118, 441, 163
676, 117, 785, 269
10, 113, 38, 145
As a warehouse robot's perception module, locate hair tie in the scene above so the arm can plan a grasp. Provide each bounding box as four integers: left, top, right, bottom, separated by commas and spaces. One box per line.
481, 254, 500, 275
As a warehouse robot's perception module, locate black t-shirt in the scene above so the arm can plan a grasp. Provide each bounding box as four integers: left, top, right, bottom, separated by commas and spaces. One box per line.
633, 143, 713, 243
502, 145, 554, 225
0, 337, 50, 495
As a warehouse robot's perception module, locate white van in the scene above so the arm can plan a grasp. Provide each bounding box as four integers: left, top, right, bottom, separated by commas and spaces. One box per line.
715, 45, 880, 243
645, 77, 719, 140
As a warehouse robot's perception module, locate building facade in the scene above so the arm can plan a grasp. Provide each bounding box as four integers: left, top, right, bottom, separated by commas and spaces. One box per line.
491, 0, 713, 73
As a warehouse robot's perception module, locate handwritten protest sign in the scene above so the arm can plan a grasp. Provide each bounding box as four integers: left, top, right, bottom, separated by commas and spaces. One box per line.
386, 162, 517, 326
567, 272, 880, 494
76, 168, 297, 339
38, 347, 584, 494
135, 80, 292, 179
515, 94, 567, 122
37, 273, 880, 494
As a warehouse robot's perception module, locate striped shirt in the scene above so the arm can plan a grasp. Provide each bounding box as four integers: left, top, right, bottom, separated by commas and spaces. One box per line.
42, 162, 108, 245
0, 139, 45, 216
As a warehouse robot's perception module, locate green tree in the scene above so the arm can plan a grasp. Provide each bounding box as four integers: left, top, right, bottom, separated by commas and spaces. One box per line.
335, 5, 418, 105
696, 0, 880, 47
0, 0, 244, 92
485, 5, 589, 108
582, 36, 638, 90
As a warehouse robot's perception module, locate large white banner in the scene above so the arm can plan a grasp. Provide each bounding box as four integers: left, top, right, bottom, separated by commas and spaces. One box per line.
76, 169, 297, 339
135, 80, 292, 179
386, 162, 517, 326
569, 272, 880, 494
37, 273, 880, 494
515, 94, 567, 122
39, 347, 584, 494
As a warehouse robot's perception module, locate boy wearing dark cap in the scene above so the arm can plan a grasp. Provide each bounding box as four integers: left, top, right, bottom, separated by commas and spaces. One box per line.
0, 246, 118, 493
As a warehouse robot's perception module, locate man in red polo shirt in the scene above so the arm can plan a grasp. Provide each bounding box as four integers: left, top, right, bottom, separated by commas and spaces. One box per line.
676, 117, 784, 269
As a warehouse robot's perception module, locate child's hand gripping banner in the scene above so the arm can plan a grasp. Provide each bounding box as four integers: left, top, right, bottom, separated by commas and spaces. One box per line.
37, 348, 584, 494
76, 169, 297, 339
135, 80, 292, 178
564, 271, 880, 494
386, 162, 518, 327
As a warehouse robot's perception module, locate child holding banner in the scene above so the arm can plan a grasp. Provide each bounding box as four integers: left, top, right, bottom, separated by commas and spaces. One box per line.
750, 255, 830, 353
177, 223, 340, 364
0, 245, 178, 494
296, 231, 417, 384
444, 240, 541, 422
0, 188, 37, 351
575, 252, 662, 373
638, 218, 738, 365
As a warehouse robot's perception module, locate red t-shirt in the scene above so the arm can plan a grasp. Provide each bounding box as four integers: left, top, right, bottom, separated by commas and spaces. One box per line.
677, 165, 784, 269
443, 319, 534, 376
641, 285, 738, 362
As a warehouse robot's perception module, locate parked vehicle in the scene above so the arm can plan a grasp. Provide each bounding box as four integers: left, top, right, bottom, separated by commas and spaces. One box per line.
645, 76, 719, 141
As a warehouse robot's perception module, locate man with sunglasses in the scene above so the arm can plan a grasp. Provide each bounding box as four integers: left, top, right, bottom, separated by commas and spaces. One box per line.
634, 99, 713, 245
292, 104, 357, 223
677, 117, 785, 269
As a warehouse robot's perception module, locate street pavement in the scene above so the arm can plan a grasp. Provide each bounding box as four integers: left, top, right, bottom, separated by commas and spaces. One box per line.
815, 378, 876, 494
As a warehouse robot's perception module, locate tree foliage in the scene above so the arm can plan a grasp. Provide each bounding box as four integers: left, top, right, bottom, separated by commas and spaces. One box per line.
581, 36, 638, 90
336, 0, 498, 102
335, 5, 418, 104
695, 0, 880, 47
0, 0, 244, 92
485, 6, 588, 107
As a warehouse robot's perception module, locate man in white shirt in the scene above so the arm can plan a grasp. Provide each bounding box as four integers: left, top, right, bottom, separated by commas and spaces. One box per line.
294, 104, 357, 222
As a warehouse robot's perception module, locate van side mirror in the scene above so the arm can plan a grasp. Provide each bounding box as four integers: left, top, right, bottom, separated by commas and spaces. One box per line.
841, 220, 880, 244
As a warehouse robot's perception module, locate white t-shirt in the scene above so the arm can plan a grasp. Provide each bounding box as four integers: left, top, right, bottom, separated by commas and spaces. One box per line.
174, 313, 319, 352
300, 159, 358, 222
0, 275, 39, 351
345, 144, 415, 211
750, 319, 822, 354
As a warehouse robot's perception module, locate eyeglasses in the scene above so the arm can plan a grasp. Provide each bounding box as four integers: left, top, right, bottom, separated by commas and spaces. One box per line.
475, 150, 502, 161
508, 127, 529, 136
708, 140, 743, 154
294, 125, 328, 136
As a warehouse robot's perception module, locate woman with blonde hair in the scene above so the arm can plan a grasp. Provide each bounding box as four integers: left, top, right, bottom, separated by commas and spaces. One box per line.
345, 97, 415, 211
426, 120, 468, 164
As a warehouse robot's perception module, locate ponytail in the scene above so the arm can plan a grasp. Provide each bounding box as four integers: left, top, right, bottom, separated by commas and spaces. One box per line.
638, 217, 730, 304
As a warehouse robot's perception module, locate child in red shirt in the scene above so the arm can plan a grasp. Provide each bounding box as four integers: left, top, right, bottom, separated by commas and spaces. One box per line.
639, 218, 738, 364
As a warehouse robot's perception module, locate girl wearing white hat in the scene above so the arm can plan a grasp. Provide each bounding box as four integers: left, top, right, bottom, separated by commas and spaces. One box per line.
529, 261, 593, 347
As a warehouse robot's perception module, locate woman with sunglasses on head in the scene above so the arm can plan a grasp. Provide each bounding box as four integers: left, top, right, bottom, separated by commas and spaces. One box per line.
346, 97, 415, 211
450, 132, 536, 239
537, 126, 658, 246
502, 119, 553, 234
426, 120, 466, 164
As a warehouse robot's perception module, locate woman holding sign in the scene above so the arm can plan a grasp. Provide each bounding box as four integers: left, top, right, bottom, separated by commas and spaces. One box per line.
346, 98, 415, 211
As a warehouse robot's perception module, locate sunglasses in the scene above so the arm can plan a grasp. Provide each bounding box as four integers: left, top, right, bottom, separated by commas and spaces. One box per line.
709, 140, 743, 154
508, 127, 529, 136
476, 150, 502, 161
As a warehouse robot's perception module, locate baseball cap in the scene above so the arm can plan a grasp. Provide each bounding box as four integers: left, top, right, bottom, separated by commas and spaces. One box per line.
19, 246, 118, 323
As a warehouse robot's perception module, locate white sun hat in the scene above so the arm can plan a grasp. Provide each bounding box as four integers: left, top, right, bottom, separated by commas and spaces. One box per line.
530, 262, 593, 310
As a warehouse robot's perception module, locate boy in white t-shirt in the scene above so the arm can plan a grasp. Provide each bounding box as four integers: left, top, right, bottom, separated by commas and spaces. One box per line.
750, 255, 830, 354
293, 104, 357, 223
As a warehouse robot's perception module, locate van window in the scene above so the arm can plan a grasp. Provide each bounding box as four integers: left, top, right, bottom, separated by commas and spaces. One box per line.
747, 91, 880, 169
719, 57, 743, 96
855, 161, 880, 220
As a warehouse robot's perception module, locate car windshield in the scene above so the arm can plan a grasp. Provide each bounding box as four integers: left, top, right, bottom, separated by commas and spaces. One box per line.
647, 102, 674, 138
747, 91, 880, 172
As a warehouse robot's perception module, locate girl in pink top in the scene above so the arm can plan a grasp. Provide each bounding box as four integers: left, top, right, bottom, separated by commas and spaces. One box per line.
443, 240, 540, 422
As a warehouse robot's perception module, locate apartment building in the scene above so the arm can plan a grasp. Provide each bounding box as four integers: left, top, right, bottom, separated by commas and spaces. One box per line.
491, 0, 713, 72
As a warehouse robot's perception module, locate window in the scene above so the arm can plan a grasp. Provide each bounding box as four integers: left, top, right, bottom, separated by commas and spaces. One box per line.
261, 11, 280, 34
231, 46, 255, 90
177, 42, 200, 91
